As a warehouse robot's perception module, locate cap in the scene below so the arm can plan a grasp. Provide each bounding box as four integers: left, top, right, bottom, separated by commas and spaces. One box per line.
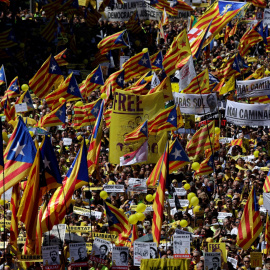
172, 179, 178, 183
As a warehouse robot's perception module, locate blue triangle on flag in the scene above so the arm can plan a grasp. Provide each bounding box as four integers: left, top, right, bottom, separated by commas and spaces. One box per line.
167, 107, 177, 127
169, 138, 189, 162
67, 74, 82, 98
114, 31, 128, 47
49, 56, 62, 75
138, 52, 152, 69
55, 103, 66, 123
91, 99, 102, 118
90, 65, 104, 85
9, 78, 20, 94
207, 155, 214, 169
153, 51, 163, 69
140, 121, 148, 137
116, 70, 125, 88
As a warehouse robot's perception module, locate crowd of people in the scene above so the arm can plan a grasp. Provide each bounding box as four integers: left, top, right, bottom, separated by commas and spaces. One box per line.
1, 0, 270, 269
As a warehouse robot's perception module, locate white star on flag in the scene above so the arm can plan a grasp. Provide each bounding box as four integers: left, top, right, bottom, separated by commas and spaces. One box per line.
117, 77, 123, 83
155, 59, 161, 64
141, 127, 146, 132
69, 86, 75, 92
24, 96, 30, 103
172, 148, 182, 159
93, 107, 99, 114
94, 75, 99, 81
170, 116, 175, 122
43, 157, 51, 169
58, 109, 63, 116
233, 63, 236, 68
141, 57, 148, 65
12, 142, 26, 158
50, 65, 56, 71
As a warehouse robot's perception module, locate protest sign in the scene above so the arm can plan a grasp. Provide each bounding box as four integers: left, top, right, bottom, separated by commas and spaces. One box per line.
236, 77, 270, 98
128, 178, 147, 193
227, 257, 238, 269
120, 56, 130, 69
208, 243, 227, 263
103, 184, 125, 193
15, 103, 28, 112
133, 242, 150, 266
219, 137, 233, 144
73, 206, 102, 220
91, 237, 112, 261
175, 188, 187, 196
168, 199, 189, 208
225, 100, 270, 126
250, 252, 262, 268
69, 243, 88, 267
204, 252, 221, 270
112, 246, 129, 270
173, 93, 218, 114
42, 246, 60, 270
149, 242, 158, 259
173, 235, 191, 259
43, 224, 66, 248
264, 9, 270, 25
63, 138, 72, 145
141, 258, 190, 270
217, 212, 232, 221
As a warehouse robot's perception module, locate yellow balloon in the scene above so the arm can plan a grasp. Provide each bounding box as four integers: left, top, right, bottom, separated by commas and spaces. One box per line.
59, 98, 66, 103
215, 127, 220, 134
136, 203, 147, 213
21, 84, 29, 91
187, 192, 196, 201
0, 200, 4, 205
153, 193, 156, 199
192, 162, 200, 171
206, 237, 213, 243
100, 191, 108, 200
142, 48, 148, 53
100, 93, 107, 99
190, 196, 199, 206
2, 132, 9, 143
180, 220, 188, 227
146, 194, 153, 202
184, 183, 190, 190
258, 198, 263, 206
193, 205, 200, 213
75, 101, 83, 107
108, 181, 115, 185
136, 212, 145, 221
129, 214, 138, 224
20, 43, 25, 48
254, 150, 259, 158
77, 135, 83, 141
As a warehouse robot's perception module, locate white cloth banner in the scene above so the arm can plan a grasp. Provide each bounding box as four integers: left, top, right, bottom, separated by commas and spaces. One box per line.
173, 93, 218, 114
178, 56, 196, 91
151, 72, 160, 89
225, 100, 270, 126
236, 77, 270, 98
264, 9, 270, 25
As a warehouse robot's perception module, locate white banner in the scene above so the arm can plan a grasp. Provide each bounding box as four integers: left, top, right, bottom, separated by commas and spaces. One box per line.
225, 100, 270, 126
264, 9, 270, 25
42, 246, 60, 269
43, 224, 66, 248
112, 246, 129, 270
98, 1, 190, 22
128, 178, 147, 193
236, 77, 270, 98
133, 242, 150, 266
178, 56, 196, 91
204, 252, 221, 270
103, 184, 125, 193
173, 235, 191, 259
174, 188, 187, 196
173, 93, 218, 114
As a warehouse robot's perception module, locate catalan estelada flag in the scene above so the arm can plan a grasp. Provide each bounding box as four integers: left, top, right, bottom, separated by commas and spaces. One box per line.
10, 183, 20, 250
41, 140, 89, 232
224, 22, 232, 44
150, 51, 163, 70
40, 18, 58, 42
17, 90, 34, 110
0, 65, 6, 86
3, 96, 15, 122
100, 69, 125, 95
123, 50, 152, 82
0, 123, 3, 171
150, 0, 178, 16
195, 154, 214, 176
37, 102, 66, 127
124, 121, 148, 143
263, 170, 270, 192
87, 100, 104, 175
98, 30, 129, 55
29, 55, 63, 99
105, 201, 131, 235
5, 76, 20, 98
230, 138, 243, 147
152, 143, 168, 244
54, 48, 68, 66
126, 10, 142, 34
40, 135, 62, 192
186, 120, 215, 161
237, 186, 263, 250
0, 117, 36, 195
147, 138, 189, 186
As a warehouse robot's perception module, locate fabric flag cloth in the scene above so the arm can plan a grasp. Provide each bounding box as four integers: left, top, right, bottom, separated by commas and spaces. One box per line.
126, 10, 142, 34
0, 65, 6, 86
264, 25, 269, 45
40, 18, 58, 42
186, 120, 215, 161
151, 72, 160, 89
129, 224, 138, 244
178, 56, 196, 91
100, 69, 124, 95
171, 0, 193, 11
195, 154, 214, 176
0, 29, 17, 49
152, 143, 168, 244
224, 22, 232, 44
37, 102, 66, 127
147, 138, 189, 186
41, 140, 89, 232
150, 0, 178, 16
40, 135, 62, 192
0, 122, 3, 171
54, 48, 68, 66
45, 72, 81, 110
120, 140, 148, 166
263, 170, 270, 192
161, 8, 169, 26
5, 77, 20, 98
97, 30, 129, 55
87, 100, 104, 175
237, 186, 263, 250
148, 77, 173, 102
10, 183, 20, 250
219, 75, 235, 95
124, 121, 148, 143
123, 50, 152, 82
150, 51, 163, 70
163, 29, 191, 76
0, 117, 36, 195
17, 90, 35, 110
29, 55, 63, 99
3, 96, 15, 122
104, 201, 131, 235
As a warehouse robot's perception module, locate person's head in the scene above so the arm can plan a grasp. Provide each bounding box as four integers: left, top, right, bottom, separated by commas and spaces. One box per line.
78, 247, 85, 259
243, 257, 250, 267
196, 261, 204, 270
100, 245, 108, 255
212, 257, 219, 268
206, 94, 217, 111
193, 251, 200, 263
50, 250, 57, 262
150, 247, 156, 258
120, 251, 127, 262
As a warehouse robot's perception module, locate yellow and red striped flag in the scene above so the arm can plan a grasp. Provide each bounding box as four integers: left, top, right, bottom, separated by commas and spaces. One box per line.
10, 183, 20, 250
248, 0, 266, 7
171, 0, 193, 11
263, 170, 270, 192
104, 108, 112, 128
152, 143, 168, 244
266, 212, 270, 254
160, 8, 169, 26
0, 0, 10, 5
229, 21, 238, 37
40, 18, 58, 42
29, 55, 63, 99
245, 66, 264, 80
35, 204, 46, 254
224, 22, 232, 44
3, 76, 20, 99
100, 69, 125, 95
237, 186, 263, 250
163, 29, 191, 76
126, 10, 142, 34
181, 69, 209, 94
98, 30, 129, 55
147, 77, 173, 102
186, 120, 215, 160
43, 0, 62, 18
230, 138, 243, 147
45, 72, 81, 110
0, 29, 17, 49
123, 50, 152, 82
54, 48, 68, 66
194, 154, 214, 176
124, 121, 148, 143
151, 0, 178, 16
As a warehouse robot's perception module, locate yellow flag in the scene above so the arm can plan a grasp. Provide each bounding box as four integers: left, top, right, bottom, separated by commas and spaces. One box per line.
219, 75, 235, 95
141, 259, 190, 270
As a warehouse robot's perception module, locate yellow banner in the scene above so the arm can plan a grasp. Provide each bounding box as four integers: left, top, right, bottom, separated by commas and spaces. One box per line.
250, 252, 262, 268
86, 242, 93, 253
141, 258, 190, 270
109, 90, 167, 164
18, 254, 43, 262
171, 83, 179, 93
17, 237, 27, 244
130, 205, 153, 211
208, 243, 227, 263
73, 206, 90, 216
0, 220, 11, 228
66, 228, 117, 240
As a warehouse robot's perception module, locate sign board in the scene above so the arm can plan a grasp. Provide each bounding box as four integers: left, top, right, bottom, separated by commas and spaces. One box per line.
173, 235, 191, 259
15, 103, 28, 113
103, 185, 125, 193
250, 252, 262, 268
42, 245, 60, 270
